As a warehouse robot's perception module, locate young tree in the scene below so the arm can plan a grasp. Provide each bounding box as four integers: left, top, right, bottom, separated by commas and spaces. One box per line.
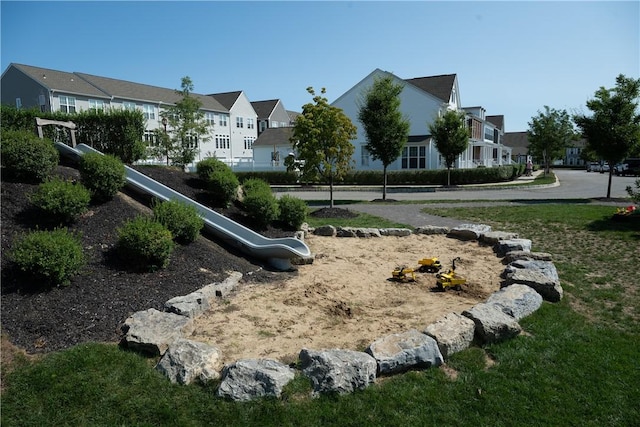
527, 106, 578, 176
291, 87, 357, 208
574, 74, 640, 198
154, 77, 211, 168
357, 76, 410, 200
428, 110, 469, 187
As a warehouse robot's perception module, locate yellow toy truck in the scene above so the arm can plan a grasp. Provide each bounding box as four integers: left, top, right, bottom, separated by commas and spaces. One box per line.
391, 265, 416, 282
418, 257, 442, 273
435, 257, 466, 291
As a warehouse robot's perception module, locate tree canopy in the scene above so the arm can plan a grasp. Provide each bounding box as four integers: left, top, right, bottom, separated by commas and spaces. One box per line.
527, 106, 578, 175
574, 74, 640, 198
152, 76, 211, 167
357, 76, 410, 200
428, 109, 469, 186
291, 87, 357, 208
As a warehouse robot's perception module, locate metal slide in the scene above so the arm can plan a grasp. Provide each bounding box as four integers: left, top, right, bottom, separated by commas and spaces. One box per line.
55, 142, 312, 271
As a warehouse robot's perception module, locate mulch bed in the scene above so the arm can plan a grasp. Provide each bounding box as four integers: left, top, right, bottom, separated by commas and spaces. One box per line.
1, 164, 302, 354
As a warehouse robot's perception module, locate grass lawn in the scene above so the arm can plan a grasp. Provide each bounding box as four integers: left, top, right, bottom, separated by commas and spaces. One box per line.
2, 203, 639, 426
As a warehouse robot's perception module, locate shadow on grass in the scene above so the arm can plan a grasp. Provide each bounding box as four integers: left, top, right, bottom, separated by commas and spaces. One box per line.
587, 215, 640, 239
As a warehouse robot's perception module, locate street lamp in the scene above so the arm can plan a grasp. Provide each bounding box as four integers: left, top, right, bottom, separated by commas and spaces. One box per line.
161, 117, 167, 134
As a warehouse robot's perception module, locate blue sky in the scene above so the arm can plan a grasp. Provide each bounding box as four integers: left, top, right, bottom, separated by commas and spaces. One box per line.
1, 1, 638, 132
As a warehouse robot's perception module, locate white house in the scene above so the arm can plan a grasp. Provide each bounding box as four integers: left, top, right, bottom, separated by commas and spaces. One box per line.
251, 99, 293, 135
208, 91, 258, 166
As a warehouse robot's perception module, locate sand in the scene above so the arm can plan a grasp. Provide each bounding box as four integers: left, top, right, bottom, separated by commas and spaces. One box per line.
189, 234, 504, 365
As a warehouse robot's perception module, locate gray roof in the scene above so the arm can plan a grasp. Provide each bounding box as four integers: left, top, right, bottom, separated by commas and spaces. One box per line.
251, 99, 279, 119
287, 110, 300, 123
208, 91, 242, 110
10, 63, 227, 112
404, 74, 456, 102
504, 132, 529, 156
12, 63, 110, 98
253, 127, 294, 147
486, 115, 504, 130
407, 135, 431, 143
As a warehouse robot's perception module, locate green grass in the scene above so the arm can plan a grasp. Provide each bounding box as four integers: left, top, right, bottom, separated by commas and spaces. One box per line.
305, 210, 410, 229
2, 204, 640, 426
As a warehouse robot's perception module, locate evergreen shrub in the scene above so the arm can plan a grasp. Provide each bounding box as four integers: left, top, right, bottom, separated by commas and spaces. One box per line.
152, 200, 204, 244
1, 129, 59, 182
29, 178, 91, 222
79, 152, 126, 202
117, 216, 174, 271
278, 195, 309, 230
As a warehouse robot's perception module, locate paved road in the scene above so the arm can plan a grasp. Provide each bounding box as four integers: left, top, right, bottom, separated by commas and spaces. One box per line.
278, 170, 637, 228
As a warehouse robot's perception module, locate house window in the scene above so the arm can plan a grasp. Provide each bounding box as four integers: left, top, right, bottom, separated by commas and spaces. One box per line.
259, 121, 267, 133
184, 134, 199, 149
280, 122, 287, 128
246, 118, 254, 129
484, 126, 494, 142
123, 102, 136, 111
205, 112, 215, 126
15, 98, 22, 109
361, 146, 370, 166
89, 99, 105, 112
271, 121, 279, 128
401, 146, 426, 169
59, 96, 76, 113
236, 117, 243, 128
219, 115, 228, 127
244, 137, 255, 150
216, 134, 230, 149
144, 130, 157, 147
143, 104, 156, 120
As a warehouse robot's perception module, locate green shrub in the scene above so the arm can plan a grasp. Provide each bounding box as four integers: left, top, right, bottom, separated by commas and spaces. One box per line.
243, 190, 280, 228
278, 195, 309, 230
242, 178, 272, 196
0, 129, 59, 182
207, 169, 240, 207
117, 216, 174, 271
29, 178, 91, 222
79, 152, 126, 202
196, 158, 229, 181
9, 228, 85, 287
152, 199, 204, 244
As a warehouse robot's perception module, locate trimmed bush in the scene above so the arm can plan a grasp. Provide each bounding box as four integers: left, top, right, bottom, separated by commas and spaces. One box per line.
29, 178, 91, 222
207, 169, 240, 207
117, 216, 174, 271
1, 129, 59, 182
79, 152, 126, 202
242, 178, 272, 196
9, 228, 85, 287
278, 195, 309, 230
243, 190, 280, 228
196, 158, 229, 181
152, 199, 204, 244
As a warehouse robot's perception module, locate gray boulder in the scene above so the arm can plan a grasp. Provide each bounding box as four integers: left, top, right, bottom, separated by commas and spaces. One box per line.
156, 338, 222, 385
462, 303, 522, 344
494, 239, 532, 256
366, 329, 443, 375
480, 231, 519, 245
217, 359, 295, 402
486, 284, 543, 321
504, 250, 553, 263
200, 271, 243, 299
504, 268, 563, 302
121, 308, 194, 356
448, 224, 492, 241
508, 259, 560, 283
423, 312, 476, 360
380, 228, 413, 237
314, 225, 337, 237
415, 225, 449, 235
165, 291, 209, 318
299, 348, 377, 396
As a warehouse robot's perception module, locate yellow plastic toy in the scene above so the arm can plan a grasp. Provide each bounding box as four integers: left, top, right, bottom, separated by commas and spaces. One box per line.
435, 257, 467, 291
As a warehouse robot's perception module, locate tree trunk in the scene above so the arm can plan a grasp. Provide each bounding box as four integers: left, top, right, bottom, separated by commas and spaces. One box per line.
383, 165, 388, 201
447, 167, 451, 187
329, 174, 334, 208
607, 169, 613, 199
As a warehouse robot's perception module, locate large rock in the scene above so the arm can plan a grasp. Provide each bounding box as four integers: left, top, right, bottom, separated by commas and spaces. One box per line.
508, 260, 560, 283
165, 291, 209, 318
199, 271, 243, 299
366, 329, 443, 375
313, 225, 337, 237
217, 359, 295, 402
423, 313, 476, 360
299, 348, 377, 396
447, 224, 492, 241
121, 309, 194, 356
504, 251, 553, 263
155, 339, 222, 385
494, 239, 532, 256
380, 228, 413, 237
480, 231, 519, 245
504, 269, 563, 302
462, 303, 522, 344
415, 225, 449, 235
486, 284, 543, 321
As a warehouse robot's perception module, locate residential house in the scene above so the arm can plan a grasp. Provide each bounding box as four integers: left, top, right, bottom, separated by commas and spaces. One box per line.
252, 127, 295, 169
250, 99, 292, 135
207, 91, 258, 166
1, 63, 231, 165
503, 132, 530, 164
330, 69, 510, 172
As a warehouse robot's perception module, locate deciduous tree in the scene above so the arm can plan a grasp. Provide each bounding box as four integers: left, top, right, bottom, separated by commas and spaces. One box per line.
428, 110, 469, 186
291, 87, 357, 208
574, 74, 640, 198
527, 106, 578, 175
358, 76, 410, 200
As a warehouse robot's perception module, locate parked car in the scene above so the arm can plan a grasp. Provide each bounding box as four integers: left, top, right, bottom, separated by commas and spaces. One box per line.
599, 162, 610, 173
614, 163, 627, 175
618, 158, 640, 176
586, 162, 601, 172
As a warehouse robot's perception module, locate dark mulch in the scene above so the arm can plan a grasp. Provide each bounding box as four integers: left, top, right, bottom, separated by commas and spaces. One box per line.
310, 207, 358, 219
1, 165, 298, 355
